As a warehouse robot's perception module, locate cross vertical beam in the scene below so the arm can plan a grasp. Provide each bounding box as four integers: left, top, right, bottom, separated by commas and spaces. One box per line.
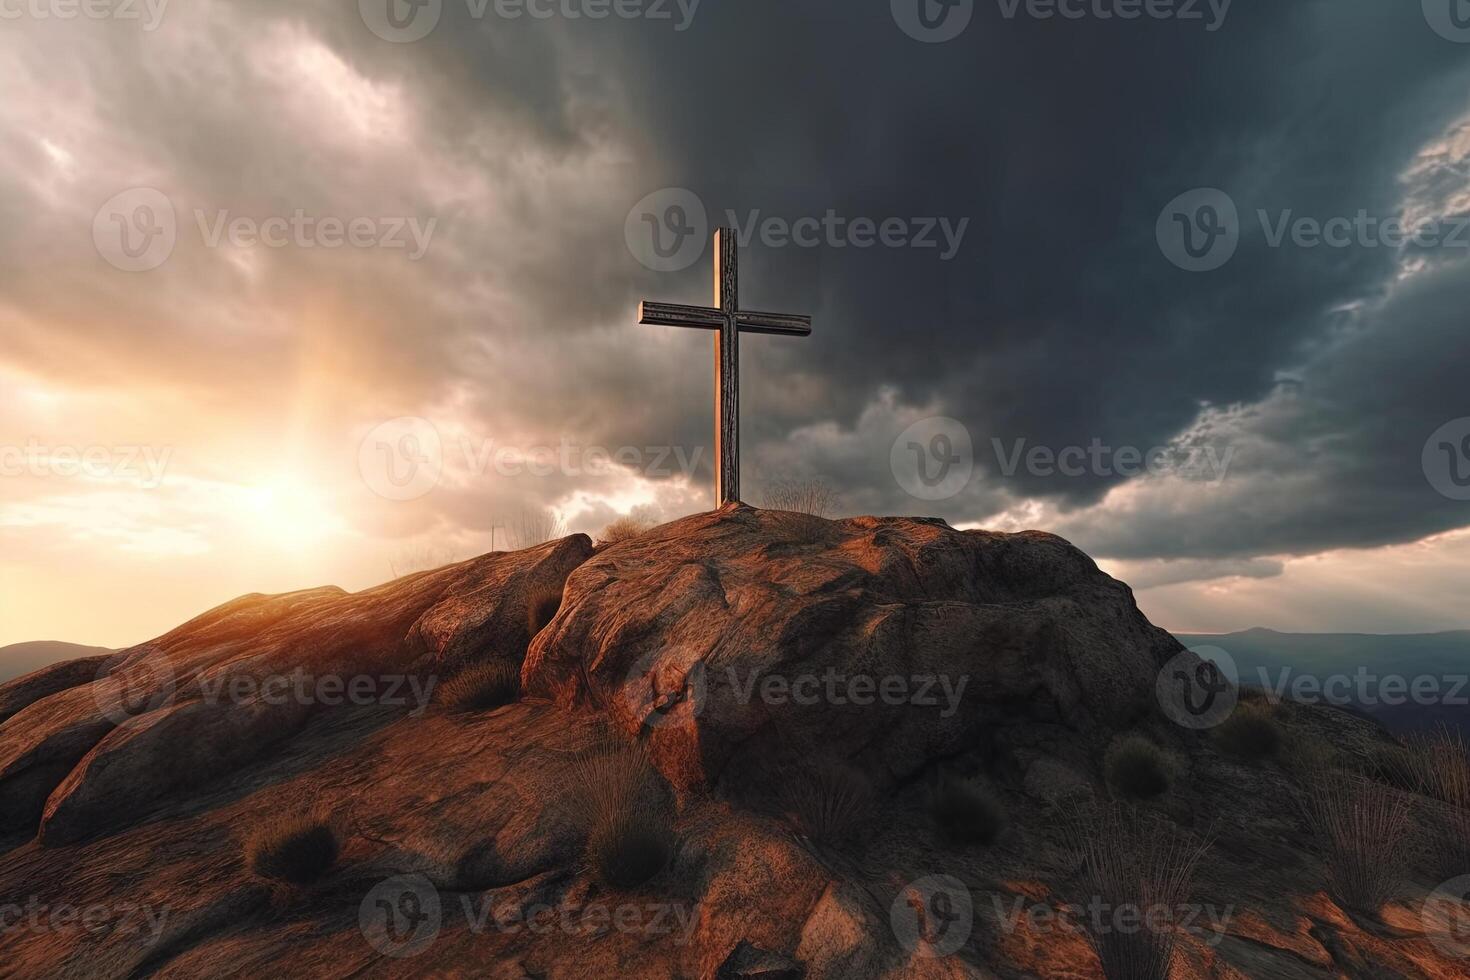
713, 228, 739, 507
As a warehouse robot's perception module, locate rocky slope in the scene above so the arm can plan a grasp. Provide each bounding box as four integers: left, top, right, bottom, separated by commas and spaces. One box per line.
0, 505, 1464, 978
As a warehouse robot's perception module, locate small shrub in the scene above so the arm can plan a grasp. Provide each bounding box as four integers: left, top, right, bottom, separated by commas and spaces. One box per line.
781, 761, 872, 843
930, 775, 1006, 845
246, 812, 339, 886
509, 509, 567, 550
1400, 727, 1470, 875
1297, 757, 1412, 912
1215, 704, 1284, 762
599, 515, 654, 546
1105, 736, 1174, 800
1064, 805, 1211, 980
761, 479, 836, 517
1368, 742, 1428, 792
586, 806, 675, 889
439, 661, 520, 712
570, 746, 675, 888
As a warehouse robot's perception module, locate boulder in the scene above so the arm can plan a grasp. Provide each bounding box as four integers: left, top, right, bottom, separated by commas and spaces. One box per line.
0, 537, 593, 843
523, 504, 1181, 792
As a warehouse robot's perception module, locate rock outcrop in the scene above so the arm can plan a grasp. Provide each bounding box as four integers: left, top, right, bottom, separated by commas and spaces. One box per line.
524, 506, 1177, 795
0, 506, 1463, 978
0, 535, 592, 844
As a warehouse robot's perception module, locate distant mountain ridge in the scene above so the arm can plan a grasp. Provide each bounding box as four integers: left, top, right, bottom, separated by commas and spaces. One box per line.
1174, 628, 1470, 735
0, 642, 114, 685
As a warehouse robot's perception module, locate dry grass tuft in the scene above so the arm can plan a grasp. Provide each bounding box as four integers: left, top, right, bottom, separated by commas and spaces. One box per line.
1105, 736, 1174, 801
1063, 805, 1212, 980
761, 479, 837, 517
1397, 726, 1470, 875
780, 760, 873, 844
570, 745, 675, 888
439, 660, 520, 712
599, 515, 656, 546
1296, 755, 1413, 912
1214, 704, 1284, 762
510, 509, 568, 550
246, 811, 339, 887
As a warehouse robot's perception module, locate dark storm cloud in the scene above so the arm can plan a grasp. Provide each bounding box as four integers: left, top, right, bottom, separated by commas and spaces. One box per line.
4, 0, 1469, 570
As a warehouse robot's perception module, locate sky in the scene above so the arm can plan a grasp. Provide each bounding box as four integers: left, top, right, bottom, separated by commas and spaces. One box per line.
2, 0, 1470, 648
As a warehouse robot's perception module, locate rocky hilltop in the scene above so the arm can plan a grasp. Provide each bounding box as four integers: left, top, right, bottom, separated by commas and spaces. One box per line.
0, 505, 1464, 978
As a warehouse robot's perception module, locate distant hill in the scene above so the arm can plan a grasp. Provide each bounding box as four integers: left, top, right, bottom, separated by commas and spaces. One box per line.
1174, 628, 1470, 736
0, 642, 114, 685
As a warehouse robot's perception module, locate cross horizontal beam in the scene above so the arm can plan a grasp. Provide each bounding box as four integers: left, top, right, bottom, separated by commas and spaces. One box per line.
638, 301, 812, 337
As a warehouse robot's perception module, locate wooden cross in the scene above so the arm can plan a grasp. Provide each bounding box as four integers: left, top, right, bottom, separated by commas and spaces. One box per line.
639, 228, 813, 507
